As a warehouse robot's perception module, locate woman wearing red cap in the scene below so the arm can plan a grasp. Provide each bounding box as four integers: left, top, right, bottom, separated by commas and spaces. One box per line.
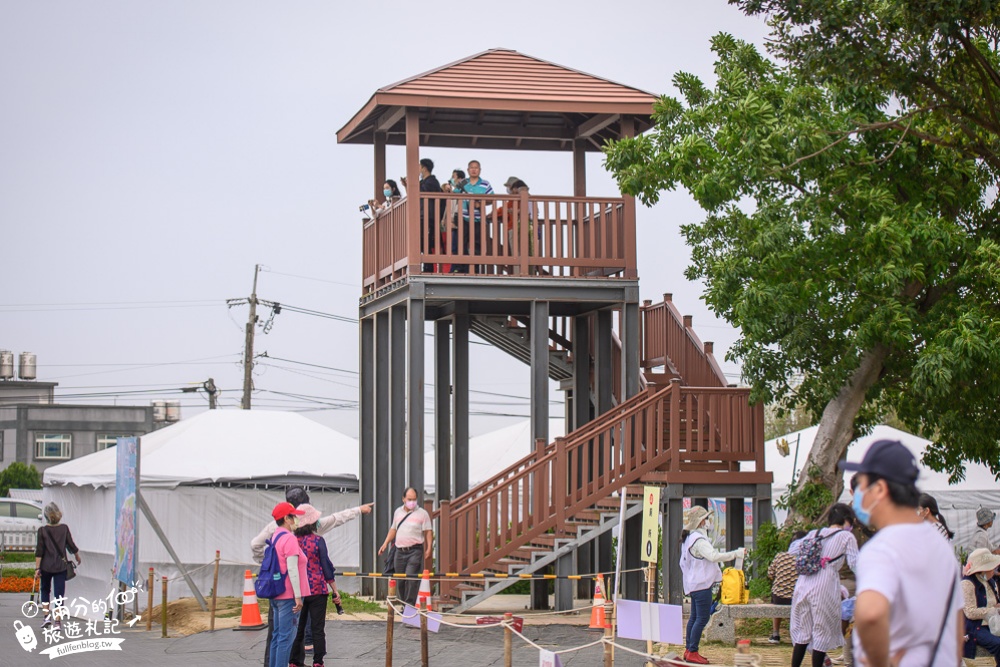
268, 501, 308, 667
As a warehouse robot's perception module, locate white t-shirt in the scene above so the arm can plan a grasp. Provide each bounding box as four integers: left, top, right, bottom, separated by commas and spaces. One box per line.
854, 522, 962, 667
390, 506, 432, 548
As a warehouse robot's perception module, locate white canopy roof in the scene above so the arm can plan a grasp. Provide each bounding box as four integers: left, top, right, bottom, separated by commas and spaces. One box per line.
763, 424, 999, 495
424, 418, 565, 492
43, 410, 360, 489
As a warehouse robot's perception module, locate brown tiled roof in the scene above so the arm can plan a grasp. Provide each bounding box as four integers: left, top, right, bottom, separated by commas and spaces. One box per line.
382, 48, 655, 107
337, 48, 656, 150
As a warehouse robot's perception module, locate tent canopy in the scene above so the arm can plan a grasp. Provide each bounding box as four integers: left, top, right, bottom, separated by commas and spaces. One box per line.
424, 418, 565, 493
43, 410, 360, 490
762, 424, 999, 496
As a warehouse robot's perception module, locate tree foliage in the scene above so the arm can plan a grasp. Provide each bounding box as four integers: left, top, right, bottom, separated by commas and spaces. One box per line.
604, 27, 1000, 483
0, 462, 42, 498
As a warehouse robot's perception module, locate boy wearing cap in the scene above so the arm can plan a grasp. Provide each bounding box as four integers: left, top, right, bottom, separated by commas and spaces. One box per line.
840, 439, 963, 667
267, 501, 309, 667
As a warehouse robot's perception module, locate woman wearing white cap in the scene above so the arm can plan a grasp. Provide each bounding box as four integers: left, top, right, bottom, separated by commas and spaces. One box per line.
961, 548, 1000, 664
679, 505, 745, 665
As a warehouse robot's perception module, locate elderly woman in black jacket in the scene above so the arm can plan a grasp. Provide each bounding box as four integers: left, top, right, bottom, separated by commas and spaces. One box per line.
34, 502, 81, 629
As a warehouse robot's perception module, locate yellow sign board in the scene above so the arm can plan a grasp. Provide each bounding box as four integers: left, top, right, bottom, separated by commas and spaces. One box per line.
641, 486, 661, 563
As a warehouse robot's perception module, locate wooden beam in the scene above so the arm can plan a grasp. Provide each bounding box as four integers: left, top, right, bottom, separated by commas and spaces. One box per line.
415, 121, 575, 141
376, 106, 406, 132
576, 113, 619, 138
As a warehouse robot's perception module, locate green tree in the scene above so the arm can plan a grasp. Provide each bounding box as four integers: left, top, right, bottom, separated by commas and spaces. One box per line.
604, 33, 1000, 508
0, 462, 42, 497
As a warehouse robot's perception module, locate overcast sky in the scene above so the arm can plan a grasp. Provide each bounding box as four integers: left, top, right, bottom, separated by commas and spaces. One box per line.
0, 1, 768, 441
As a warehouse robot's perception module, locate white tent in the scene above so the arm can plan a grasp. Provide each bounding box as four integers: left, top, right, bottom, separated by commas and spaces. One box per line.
43, 410, 362, 619
764, 424, 1000, 548
423, 418, 565, 493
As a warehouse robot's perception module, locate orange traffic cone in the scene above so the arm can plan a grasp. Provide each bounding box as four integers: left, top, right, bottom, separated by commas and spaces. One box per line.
589, 573, 609, 630
234, 570, 267, 631
417, 569, 433, 611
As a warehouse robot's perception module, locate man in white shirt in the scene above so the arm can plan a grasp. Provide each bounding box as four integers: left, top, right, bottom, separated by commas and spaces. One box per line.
379, 487, 433, 606
840, 440, 963, 667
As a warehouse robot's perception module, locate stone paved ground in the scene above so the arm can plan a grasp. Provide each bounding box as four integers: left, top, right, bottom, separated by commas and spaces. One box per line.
0, 595, 650, 667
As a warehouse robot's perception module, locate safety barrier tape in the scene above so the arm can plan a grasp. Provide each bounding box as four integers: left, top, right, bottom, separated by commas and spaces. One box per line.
390, 599, 754, 667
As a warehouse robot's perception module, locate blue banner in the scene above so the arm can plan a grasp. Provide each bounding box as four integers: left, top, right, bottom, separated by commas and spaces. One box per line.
113, 436, 139, 586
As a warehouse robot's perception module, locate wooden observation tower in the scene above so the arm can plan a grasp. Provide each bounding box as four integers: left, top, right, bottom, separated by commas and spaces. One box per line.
338, 49, 772, 609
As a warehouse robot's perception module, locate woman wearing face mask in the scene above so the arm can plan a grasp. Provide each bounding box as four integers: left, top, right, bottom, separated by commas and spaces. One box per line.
369, 180, 402, 212
787, 503, 859, 667
961, 548, 1000, 664
678, 506, 745, 665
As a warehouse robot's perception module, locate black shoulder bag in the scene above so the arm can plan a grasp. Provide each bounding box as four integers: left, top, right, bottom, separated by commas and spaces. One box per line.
382, 511, 416, 576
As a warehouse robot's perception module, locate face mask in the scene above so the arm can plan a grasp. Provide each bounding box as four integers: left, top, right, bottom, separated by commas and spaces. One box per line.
703, 519, 713, 531
288, 517, 298, 530
383, 189, 393, 198
852, 486, 880, 527
404, 500, 417, 510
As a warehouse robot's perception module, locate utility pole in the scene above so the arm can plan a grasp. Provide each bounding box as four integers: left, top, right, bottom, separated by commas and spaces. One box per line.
242, 264, 261, 410
205, 378, 218, 409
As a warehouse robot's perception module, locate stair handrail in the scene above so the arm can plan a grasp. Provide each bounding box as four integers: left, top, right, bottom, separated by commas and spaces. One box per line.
436, 382, 672, 515
439, 382, 676, 575
641, 296, 728, 387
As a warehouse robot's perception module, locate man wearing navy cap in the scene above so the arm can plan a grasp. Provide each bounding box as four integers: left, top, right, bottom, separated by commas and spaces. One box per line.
840, 440, 963, 667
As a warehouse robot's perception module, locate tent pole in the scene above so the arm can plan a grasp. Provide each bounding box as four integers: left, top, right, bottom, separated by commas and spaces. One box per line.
137, 492, 208, 611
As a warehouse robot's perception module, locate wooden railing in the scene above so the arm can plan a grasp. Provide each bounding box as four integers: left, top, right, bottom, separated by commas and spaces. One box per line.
362, 192, 637, 292
641, 295, 728, 387
436, 381, 765, 578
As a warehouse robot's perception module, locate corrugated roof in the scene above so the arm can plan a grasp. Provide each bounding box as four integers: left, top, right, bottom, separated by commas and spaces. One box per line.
337, 48, 656, 149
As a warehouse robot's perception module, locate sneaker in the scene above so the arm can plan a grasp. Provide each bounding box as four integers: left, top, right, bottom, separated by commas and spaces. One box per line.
312, 663, 324, 667
41, 615, 52, 628
768, 634, 781, 644
684, 650, 710, 665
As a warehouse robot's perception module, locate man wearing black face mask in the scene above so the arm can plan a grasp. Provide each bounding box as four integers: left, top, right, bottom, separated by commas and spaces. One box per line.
402, 158, 443, 272
840, 440, 963, 667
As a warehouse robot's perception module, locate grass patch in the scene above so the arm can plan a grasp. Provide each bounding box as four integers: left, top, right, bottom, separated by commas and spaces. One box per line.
2, 568, 34, 578
1, 553, 35, 563
736, 617, 774, 639
340, 592, 382, 614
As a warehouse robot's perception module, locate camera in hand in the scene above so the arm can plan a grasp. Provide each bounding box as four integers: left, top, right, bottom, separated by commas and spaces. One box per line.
359, 204, 371, 212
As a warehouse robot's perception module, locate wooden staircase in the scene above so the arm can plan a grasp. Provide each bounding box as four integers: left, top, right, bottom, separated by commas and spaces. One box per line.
434, 294, 768, 608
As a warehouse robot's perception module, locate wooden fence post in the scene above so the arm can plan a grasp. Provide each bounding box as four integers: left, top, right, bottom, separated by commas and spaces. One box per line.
146, 568, 153, 632
603, 598, 614, 667
419, 597, 429, 667
209, 550, 220, 631
503, 611, 513, 667
161, 576, 168, 638
385, 579, 396, 667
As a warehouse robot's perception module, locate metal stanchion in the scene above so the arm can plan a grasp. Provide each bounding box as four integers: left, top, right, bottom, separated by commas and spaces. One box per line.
209, 550, 220, 631
385, 579, 397, 667
161, 576, 168, 638
504, 611, 513, 667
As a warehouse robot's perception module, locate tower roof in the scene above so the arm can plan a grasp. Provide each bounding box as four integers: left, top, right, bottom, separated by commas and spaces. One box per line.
337, 48, 657, 151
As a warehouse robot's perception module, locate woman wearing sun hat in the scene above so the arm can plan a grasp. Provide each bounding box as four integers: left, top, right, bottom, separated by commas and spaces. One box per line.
961, 548, 1000, 664
679, 505, 745, 665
